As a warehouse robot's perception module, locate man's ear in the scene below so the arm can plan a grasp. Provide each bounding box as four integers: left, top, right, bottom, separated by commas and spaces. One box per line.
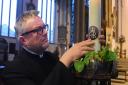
19, 36, 27, 46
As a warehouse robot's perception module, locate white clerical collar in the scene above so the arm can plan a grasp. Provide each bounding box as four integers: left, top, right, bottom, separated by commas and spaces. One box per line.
23, 46, 44, 58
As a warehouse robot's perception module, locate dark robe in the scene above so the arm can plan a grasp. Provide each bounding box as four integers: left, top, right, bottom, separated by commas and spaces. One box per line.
0, 48, 75, 85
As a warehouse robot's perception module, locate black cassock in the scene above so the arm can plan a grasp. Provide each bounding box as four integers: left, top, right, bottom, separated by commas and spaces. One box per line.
0, 48, 75, 85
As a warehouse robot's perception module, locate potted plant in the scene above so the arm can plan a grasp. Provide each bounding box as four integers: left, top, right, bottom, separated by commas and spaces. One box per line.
73, 46, 117, 75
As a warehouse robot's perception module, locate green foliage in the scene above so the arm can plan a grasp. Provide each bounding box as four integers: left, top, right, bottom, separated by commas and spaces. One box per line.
74, 58, 85, 72
99, 46, 117, 61
74, 46, 117, 73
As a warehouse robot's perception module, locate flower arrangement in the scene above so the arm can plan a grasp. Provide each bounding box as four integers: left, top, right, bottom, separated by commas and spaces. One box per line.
73, 46, 117, 73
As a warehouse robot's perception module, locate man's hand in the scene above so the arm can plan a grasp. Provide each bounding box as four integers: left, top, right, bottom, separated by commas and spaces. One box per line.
60, 39, 94, 67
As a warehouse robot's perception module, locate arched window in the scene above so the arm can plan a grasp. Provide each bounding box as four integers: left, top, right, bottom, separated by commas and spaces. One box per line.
38, 0, 55, 43
0, 0, 17, 37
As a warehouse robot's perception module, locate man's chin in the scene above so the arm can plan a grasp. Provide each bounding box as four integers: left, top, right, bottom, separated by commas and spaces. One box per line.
43, 43, 49, 50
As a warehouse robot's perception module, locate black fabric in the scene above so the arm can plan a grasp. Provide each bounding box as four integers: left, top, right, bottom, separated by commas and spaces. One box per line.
0, 38, 8, 61
0, 48, 75, 85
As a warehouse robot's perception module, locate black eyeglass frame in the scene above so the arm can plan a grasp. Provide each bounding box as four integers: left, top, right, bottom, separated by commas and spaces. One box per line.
21, 24, 48, 36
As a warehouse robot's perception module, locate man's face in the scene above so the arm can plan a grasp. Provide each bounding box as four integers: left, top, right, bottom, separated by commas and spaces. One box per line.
22, 16, 49, 53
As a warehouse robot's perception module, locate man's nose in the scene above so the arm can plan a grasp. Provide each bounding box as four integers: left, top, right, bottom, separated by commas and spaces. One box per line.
42, 29, 48, 36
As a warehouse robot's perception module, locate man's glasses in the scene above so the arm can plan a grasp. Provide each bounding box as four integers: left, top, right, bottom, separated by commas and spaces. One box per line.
21, 24, 48, 36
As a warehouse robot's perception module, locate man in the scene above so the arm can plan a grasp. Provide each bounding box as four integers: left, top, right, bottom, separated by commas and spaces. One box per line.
1, 10, 95, 85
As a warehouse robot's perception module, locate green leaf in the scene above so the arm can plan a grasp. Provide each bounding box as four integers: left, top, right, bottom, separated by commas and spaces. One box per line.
74, 60, 85, 72
83, 51, 95, 65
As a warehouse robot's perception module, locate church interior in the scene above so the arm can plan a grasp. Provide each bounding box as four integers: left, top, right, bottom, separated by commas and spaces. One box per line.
0, 0, 128, 85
